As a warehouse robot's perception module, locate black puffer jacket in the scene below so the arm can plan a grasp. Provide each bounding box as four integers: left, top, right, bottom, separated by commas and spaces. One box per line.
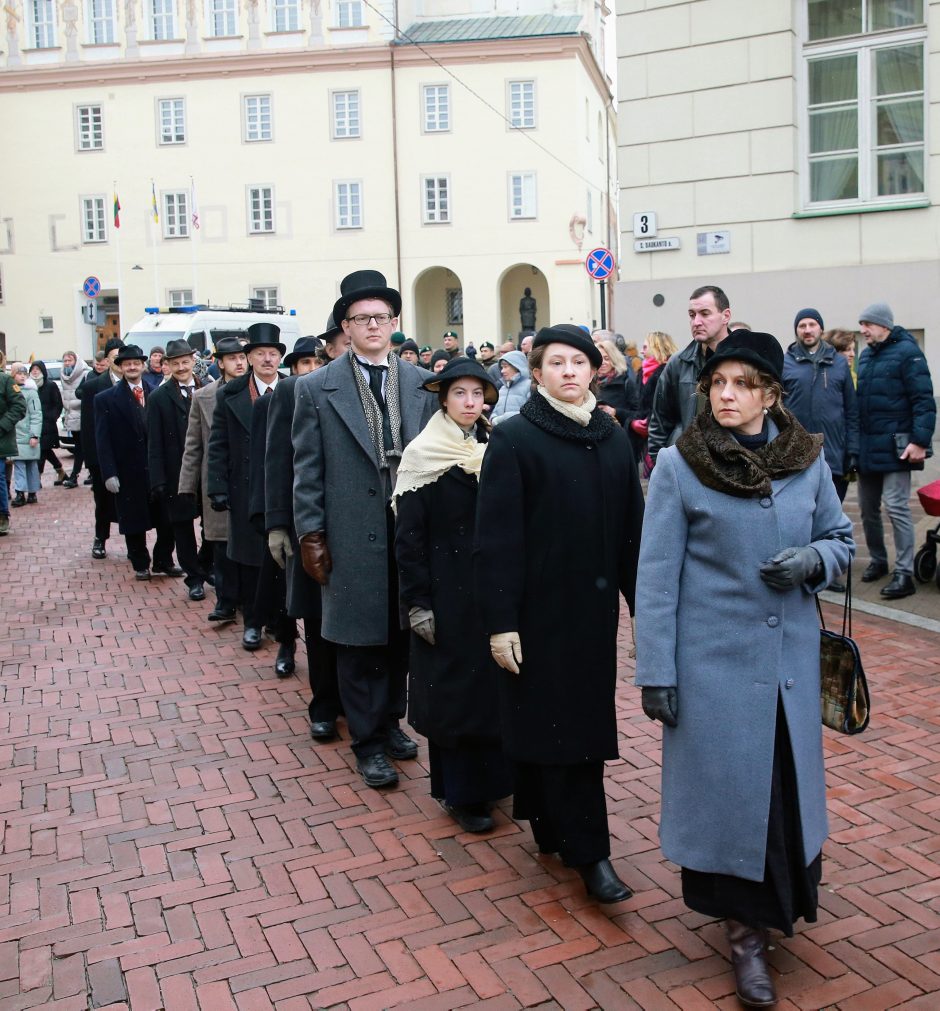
856, 327, 935, 472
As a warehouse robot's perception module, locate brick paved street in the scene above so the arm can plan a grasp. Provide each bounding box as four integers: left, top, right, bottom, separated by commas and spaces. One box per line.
2, 465, 940, 1010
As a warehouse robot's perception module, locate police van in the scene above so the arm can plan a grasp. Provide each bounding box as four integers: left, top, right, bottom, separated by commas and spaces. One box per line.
123, 302, 304, 357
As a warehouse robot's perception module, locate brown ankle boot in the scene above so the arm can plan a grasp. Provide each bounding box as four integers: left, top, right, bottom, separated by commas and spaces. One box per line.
726, 919, 776, 1007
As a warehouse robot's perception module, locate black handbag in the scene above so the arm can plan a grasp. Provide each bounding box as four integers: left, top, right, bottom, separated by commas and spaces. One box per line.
817, 567, 870, 735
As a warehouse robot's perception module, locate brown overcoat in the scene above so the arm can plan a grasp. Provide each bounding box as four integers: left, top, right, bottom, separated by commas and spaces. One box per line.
178, 378, 228, 541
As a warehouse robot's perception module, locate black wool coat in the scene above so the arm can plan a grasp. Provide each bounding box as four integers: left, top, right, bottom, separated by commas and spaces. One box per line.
474, 395, 644, 765
207, 373, 265, 567
147, 380, 201, 523
596, 372, 639, 429
94, 380, 153, 536
35, 372, 63, 453
262, 375, 323, 621
78, 369, 116, 469
395, 465, 502, 749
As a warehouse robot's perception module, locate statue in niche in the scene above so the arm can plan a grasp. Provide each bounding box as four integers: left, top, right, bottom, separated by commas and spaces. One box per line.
519, 287, 537, 332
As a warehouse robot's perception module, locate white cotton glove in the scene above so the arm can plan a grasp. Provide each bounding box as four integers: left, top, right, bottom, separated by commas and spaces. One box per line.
105, 476, 120, 494
267, 528, 294, 570
490, 632, 523, 674
409, 606, 436, 645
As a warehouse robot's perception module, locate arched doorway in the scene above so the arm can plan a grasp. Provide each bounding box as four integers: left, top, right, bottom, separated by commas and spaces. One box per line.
412, 266, 463, 348
499, 264, 549, 344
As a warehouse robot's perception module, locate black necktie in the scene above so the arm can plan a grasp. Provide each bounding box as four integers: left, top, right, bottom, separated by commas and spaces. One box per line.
364, 364, 392, 452
263, 386, 272, 397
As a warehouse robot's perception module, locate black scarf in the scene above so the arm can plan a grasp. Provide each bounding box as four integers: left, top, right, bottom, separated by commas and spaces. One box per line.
676, 405, 822, 498
520, 389, 617, 443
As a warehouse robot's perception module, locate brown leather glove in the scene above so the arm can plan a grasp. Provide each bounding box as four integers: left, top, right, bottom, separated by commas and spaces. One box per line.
300, 532, 332, 585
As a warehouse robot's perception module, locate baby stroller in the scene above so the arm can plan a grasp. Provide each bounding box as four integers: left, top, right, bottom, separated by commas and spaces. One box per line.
913, 478, 940, 588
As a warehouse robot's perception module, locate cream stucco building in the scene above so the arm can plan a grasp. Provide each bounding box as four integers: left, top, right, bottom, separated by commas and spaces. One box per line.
0, 0, 615, 360
616, 0, 940, 381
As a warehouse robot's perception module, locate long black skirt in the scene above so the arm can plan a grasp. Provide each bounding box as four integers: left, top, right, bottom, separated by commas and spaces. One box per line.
428, 739, 513, 808
681, 696, 822, 936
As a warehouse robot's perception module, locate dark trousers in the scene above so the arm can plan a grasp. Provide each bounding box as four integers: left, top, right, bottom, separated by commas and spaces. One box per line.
513, 761, 610, 867
149, 503, 177, 571
334, 632, 408, 759
68, 443, 85, 480
304, 623, 341, 723
254, 551, 296, 642
212, 541, 239, 610
39, 447, 62, 473
88, 463, 114, 542
234, 561, 261, 627
832, 474, 849, 503
171, 519, 205, 587
125, 524, 174, 573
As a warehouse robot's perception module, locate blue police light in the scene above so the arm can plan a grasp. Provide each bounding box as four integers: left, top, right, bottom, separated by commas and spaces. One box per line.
289, 309, 296, 315
145, 306, 160, 314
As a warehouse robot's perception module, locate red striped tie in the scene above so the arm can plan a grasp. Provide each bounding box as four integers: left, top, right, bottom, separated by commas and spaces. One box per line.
133, 386, 144, 407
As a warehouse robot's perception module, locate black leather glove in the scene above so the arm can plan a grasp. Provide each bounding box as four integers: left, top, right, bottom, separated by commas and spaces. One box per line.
209, 493, 230, 512
759, 546, 822, 590
642, 687, 678, 728
846, 454, 858, 475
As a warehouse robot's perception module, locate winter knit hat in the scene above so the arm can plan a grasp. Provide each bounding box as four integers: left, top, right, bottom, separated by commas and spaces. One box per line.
859, 303, 894, 330
793, 308, 824, 334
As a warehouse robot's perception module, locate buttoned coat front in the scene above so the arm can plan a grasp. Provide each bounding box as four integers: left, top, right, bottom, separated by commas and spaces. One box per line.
634, 439, 854, 882
178, 379, 227, 542
94, 380, 153, 536
292, 355, 436, 647
147, 379, 202, 523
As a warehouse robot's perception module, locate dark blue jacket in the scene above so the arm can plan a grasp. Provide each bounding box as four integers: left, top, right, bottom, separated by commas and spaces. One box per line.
782, 341, 858, 477
856, 327, 935, 473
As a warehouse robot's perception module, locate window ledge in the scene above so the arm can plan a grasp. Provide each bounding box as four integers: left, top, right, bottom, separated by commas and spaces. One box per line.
202, 35, 244, 41
140, 38, 185, 45
21, 46, 62, 52
793, 199, 929, 219
264, 30, 304, 37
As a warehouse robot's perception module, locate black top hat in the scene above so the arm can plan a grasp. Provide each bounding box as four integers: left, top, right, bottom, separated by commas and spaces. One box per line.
422, 357, 499, 405
244, 322, 286, 355
700, 331, 784, 385
163, 338, 195, 360
532, 324, 602, 369
114, 344, 147, 363
214, 336, 246, 358
283, 336, 323, 368
332, 270, 402, 327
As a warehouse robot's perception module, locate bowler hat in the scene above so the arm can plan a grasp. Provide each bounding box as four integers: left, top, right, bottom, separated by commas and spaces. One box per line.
422, 357, 499, 405
283, 336, 323, 369
699, 331, 784, 385
332, 269, 402, 327
244, 322, 286, 355
532, 324, 602, 369
163, 338, 195, 360
114, 344, 147, 364
214, 336, 246, 358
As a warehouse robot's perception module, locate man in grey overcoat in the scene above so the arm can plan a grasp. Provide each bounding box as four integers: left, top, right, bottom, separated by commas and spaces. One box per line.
292, 270, 436, 789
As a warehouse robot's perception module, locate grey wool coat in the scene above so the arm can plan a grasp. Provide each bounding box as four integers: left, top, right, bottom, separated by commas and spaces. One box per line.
634, 427, 854, 882
178, 379, 228, 542
292, 355, 436, 646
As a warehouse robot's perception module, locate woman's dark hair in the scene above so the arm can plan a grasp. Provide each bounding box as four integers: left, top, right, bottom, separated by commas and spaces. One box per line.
696, 361, 784, 408
437, 382, 491, 443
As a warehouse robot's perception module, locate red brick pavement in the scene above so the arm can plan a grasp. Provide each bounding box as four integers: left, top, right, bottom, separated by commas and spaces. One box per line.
2, 472, 940, 1009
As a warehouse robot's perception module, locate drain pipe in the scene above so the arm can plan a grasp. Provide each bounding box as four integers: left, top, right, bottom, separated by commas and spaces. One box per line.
390, 10, 403, 293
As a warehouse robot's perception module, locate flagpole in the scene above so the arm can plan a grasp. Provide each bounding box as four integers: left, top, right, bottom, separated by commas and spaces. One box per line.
150, 178, 160, 306
113, 181, 124, 340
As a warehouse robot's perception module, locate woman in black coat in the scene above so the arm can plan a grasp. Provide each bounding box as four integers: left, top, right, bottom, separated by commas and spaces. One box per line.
394, 358, 512, 834
629, 330, 678, 467
29, 361, 65, 482
594, 340, 639, 430
474, 324, 645, 903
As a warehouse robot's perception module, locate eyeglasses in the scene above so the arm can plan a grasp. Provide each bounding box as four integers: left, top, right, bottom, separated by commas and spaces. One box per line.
347, 313, 393, 326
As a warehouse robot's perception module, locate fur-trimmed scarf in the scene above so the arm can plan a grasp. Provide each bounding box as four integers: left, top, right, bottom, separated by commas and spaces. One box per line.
520, 386, 617, 443
676, 405, 822, 498
349, 349, 403, 468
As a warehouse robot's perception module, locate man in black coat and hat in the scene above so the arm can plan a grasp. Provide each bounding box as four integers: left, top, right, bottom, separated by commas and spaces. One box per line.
207, 322, 285, 650
147, 338, 210, 601
94, 344, 179, 579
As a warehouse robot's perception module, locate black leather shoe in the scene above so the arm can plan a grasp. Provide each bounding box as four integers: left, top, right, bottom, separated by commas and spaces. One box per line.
135, 570, 152, 581
188, 582, 206, 602
442, 802, 494, 834
242, 627, 263, 650
207, 606, 236, 624
880, 573, 916, 600
827, 579, 847, 593
26, 493, 37, 505
11, 492, 25, 508
357, 753, 399, 788
62, 477, 78, 489
577, 859, 632, 903
153, 564, 184, 577
385, 726, 418, 760
726, 919, 776, 1008
310, 720, 337, 741
862, 561, 889, 582
275, 640, 296, 678
84, 475, 93, 485
92, 538, 106, 559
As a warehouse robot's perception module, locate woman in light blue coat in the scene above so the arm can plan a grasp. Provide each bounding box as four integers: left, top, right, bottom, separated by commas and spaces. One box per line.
489, 350, 530, 425
635, 331, 853, 1009
10, 363, 42, 506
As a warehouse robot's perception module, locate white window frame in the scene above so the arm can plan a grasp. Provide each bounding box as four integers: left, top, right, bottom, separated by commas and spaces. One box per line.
800, 4, 927, 209
335, 0, 363, 28
331, 90, 361, 139
39, 315, 54, 333
244, 94, 273, 143
251, 286, 279, 309
334, 180, 363, 230
508, 172, 537, 220
29, 0, 57, 48
81, 196, 107, 243
157, 97, 186, 145
422, 175, 451, 224
207, 0, 236, 37
163, 191, 190, 239
247, 185, 275, 234
168, 288, 193, 307
422, 84, 450, 133
271, 0, 299, 31
507, 80, 536, 130
87, 0, 116, 44
150, 0, 175, 39
75, 104, 104, 152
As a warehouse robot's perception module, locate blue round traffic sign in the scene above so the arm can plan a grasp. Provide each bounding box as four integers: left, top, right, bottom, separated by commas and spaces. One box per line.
83, 276, 101, 298
585, 247, 615, 280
